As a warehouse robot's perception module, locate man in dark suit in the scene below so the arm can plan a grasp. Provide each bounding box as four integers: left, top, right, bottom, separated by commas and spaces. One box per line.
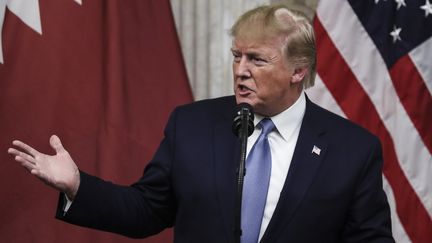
8, 4, 394, 243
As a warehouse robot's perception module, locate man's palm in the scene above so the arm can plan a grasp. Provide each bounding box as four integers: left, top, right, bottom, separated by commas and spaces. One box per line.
8, 135, 80, 199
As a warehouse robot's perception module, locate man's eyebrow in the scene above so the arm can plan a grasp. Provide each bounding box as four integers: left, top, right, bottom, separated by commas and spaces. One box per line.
230, 49, 268, 59
231, 49, 262, 56
246, 52, 262, 57
244, 52, 268, 60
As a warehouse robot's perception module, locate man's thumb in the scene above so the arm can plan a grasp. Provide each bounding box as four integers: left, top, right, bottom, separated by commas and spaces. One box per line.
50, 135, 65, 153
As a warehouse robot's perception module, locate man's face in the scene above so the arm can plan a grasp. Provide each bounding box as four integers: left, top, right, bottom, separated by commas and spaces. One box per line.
231, 36, 302, 116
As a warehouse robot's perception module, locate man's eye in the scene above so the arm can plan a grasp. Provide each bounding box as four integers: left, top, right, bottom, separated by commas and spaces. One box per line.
232, 54, 241, 62
252, 57, 266, 65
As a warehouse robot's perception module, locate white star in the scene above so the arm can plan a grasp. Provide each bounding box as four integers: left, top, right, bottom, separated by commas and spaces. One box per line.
420, 0, 432, 17
0, 0, 82, 64
394, 0, 406, 10
390, 26, 402, 43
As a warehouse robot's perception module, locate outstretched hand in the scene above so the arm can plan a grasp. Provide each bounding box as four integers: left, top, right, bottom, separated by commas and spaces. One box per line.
8, 135, 80, 200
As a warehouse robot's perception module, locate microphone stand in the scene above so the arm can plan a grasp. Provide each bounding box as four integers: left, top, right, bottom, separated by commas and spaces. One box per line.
234, 108, 252, 243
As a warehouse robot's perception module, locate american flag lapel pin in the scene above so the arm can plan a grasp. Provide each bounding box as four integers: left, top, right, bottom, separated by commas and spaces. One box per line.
312, 145, 321, 156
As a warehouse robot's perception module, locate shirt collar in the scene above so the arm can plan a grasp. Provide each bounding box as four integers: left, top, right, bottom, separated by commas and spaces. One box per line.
254, 92, 306, 141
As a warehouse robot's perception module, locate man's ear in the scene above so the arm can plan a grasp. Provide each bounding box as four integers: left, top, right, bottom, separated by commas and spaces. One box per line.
292, 67, 308, 84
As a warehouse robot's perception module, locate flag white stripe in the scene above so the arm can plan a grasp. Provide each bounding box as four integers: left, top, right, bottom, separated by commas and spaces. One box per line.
409, 37, 432, 96
308, 75, 411, 243
306, 75, 345, 117
316, 0, 432, 217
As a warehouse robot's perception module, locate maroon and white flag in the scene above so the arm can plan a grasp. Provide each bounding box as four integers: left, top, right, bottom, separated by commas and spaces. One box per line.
0, 0, 192, 242
309, 1, 432, 242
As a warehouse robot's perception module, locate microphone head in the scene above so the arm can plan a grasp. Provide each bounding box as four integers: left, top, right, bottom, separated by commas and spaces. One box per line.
232, 103, 255, 137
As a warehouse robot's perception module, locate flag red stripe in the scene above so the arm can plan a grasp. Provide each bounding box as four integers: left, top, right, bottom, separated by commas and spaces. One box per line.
314, 17, 432, 243
389, 56, 432, 154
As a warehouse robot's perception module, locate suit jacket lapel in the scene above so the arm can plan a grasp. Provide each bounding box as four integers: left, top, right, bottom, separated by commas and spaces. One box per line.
261, 98, 328, 242
213, 101, 239, 243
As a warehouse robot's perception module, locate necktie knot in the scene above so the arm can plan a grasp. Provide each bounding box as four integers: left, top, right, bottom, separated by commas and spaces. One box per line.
259, 118, 275, 138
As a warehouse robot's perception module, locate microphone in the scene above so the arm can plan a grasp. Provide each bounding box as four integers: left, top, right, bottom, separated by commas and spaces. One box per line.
232, 103, 255, 138
232, 102, 254, 243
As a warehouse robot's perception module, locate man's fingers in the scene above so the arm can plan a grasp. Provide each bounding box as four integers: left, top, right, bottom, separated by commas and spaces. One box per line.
8, 148, 36, 164
15, 156, 36, 172
11, 140, 39, 157
14, 156, 49, 183
49, 135, 65, 154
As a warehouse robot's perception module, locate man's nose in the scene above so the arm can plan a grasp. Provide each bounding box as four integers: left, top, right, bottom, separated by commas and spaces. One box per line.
234, 57, 251, 78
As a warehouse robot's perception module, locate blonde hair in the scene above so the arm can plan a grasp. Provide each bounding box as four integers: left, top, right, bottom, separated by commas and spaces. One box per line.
230, 4, 316, 88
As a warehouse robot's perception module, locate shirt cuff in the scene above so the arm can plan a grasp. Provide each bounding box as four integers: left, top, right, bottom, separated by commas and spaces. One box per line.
63, 193, 73, 213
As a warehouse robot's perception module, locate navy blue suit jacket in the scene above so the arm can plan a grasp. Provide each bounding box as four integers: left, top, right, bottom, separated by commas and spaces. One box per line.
56, 95, 394, 242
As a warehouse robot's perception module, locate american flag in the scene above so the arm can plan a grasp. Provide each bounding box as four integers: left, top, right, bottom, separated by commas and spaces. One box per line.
307, 0, 432, 242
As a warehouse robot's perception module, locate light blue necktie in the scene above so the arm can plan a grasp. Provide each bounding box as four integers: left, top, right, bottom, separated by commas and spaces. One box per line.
241, 118, 275, 243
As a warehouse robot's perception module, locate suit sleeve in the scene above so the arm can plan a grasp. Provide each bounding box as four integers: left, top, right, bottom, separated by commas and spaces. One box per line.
341, 137, 395, 243
55, 108, 179, 238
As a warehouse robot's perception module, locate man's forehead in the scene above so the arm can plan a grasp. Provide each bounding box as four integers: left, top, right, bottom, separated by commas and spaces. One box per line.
231, 37, 285, 52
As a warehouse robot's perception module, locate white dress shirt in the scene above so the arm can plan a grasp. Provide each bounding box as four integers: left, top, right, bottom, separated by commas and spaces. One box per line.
247, 92, 306, 241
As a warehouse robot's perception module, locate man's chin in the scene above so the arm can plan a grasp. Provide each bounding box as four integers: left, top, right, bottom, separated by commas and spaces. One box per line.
235, 96, 255, 107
